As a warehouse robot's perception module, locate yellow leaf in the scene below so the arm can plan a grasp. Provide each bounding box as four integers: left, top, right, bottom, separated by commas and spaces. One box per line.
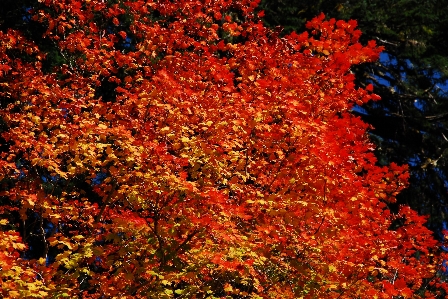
224, 283, 233, 292
328, 265, 337, 272
9, 291, 20, 298
12, 242, 27, 251
68, 165, 76, 174
38, 257, 46, 265
72, 235, 84, 241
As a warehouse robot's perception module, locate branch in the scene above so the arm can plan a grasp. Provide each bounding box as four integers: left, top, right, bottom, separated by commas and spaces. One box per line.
313, 215, 325, 235
173, 228, 200, 254
425, 112, 448, 121
373, 36, 399, 47
94, 181, 117, 223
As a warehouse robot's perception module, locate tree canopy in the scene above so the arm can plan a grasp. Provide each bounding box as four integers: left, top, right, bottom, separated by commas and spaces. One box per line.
1, 0, 448, 298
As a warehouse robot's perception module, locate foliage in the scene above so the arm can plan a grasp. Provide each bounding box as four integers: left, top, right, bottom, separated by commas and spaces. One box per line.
259, 0, 448, 232
1, 0, 447, 298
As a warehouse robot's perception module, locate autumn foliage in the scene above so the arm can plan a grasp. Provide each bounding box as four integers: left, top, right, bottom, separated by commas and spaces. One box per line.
0, 0, 447, 298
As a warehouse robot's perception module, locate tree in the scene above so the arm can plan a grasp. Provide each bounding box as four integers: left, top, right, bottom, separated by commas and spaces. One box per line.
1, 1, 447, 298
259, 0, 448, 233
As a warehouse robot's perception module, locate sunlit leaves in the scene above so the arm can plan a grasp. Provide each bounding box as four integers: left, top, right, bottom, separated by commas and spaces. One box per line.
0, 0, 446, 298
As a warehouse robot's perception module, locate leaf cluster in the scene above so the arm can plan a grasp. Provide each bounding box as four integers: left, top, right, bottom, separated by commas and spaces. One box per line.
1, 1, 448, 298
